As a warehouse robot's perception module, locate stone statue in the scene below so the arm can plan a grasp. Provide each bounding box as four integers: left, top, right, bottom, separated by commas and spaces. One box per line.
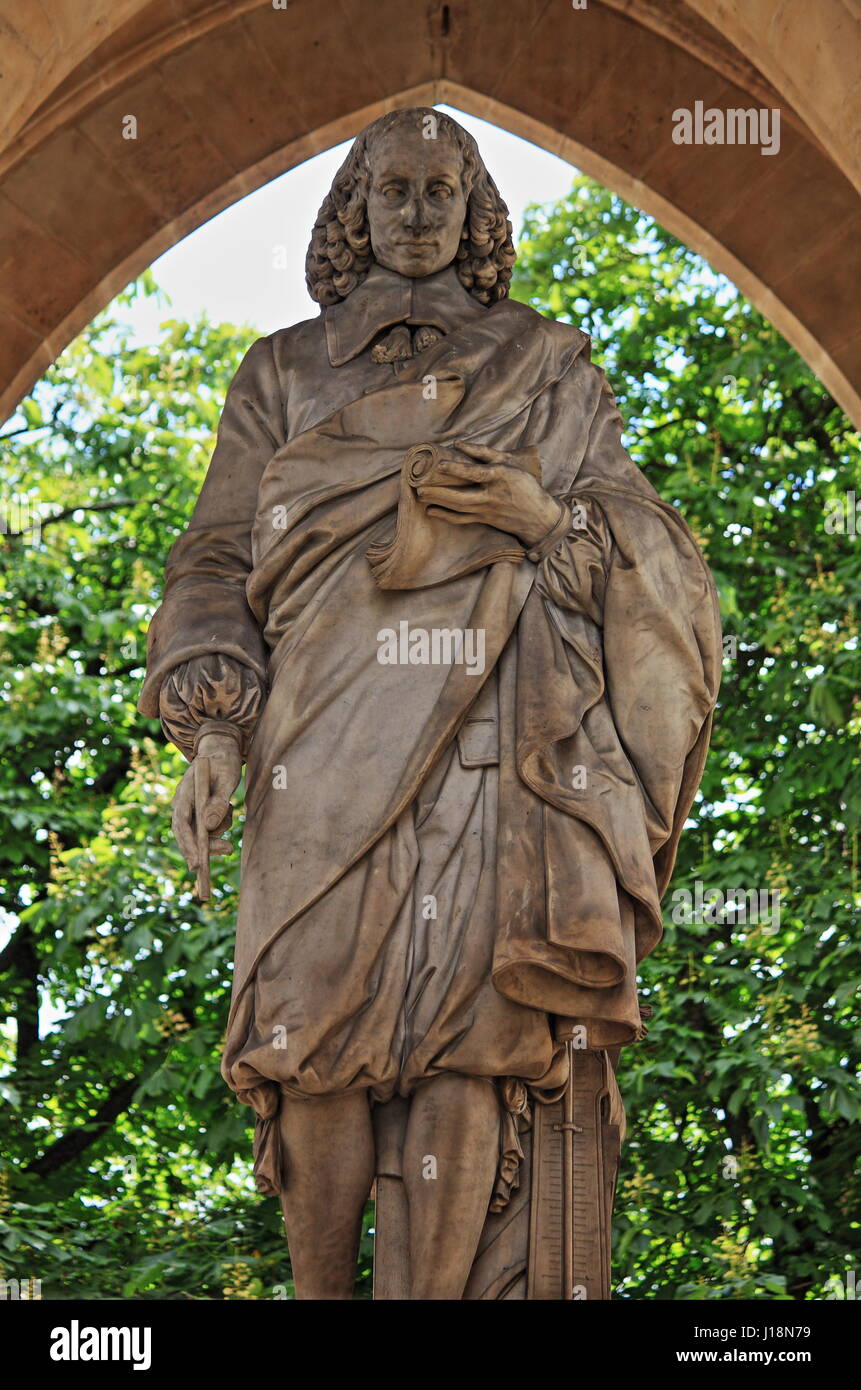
138, 108, 721, 1299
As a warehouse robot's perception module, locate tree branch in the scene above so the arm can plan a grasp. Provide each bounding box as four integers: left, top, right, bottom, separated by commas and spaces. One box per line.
5, 497, 134, 538
24, 1075, 141, 1177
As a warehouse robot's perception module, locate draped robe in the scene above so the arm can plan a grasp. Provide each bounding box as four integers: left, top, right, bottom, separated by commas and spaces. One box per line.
139, 264, 721, 1194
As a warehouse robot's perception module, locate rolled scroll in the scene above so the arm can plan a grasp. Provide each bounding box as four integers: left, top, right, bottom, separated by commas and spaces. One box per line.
367, 441, 542, 591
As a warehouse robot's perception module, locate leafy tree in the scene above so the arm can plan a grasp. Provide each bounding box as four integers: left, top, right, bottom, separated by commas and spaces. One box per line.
0, 177, 858, 1299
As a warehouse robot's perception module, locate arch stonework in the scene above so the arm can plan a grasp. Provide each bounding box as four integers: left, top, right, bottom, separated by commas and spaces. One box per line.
0, 0, 859, 425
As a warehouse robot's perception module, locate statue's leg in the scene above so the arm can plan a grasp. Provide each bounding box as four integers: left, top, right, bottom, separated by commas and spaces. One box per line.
401, 1073, 500, 1299
277, 1088, 375, 1300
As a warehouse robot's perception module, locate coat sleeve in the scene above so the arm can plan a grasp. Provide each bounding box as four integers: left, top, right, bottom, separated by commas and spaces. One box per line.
533, 496, 613, 627
158, 654, 266, 762
529, 369, 722, 877
137, 336, 285, 745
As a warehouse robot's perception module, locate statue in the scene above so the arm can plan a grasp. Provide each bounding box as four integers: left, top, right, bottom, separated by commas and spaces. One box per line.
138, 108, 721, 1299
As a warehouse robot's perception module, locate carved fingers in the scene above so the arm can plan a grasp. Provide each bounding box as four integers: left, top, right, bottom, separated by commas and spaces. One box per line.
415, 457, 499, 520
416, 449, 557, 543
171, 765, 198, 869
456, 441, 511, 466
171, 757, 237, 871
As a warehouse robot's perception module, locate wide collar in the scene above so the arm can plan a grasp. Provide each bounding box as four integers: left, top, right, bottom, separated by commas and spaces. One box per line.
323, 262, 486, 366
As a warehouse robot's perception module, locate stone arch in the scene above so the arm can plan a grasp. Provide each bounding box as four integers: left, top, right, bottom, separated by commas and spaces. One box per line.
0, 0, 859, 424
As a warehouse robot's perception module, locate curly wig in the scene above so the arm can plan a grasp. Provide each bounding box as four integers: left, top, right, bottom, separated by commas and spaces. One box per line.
305, 108, 515, 307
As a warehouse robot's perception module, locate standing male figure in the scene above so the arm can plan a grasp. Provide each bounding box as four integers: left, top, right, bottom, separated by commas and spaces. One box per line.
139, 108, 721, 1299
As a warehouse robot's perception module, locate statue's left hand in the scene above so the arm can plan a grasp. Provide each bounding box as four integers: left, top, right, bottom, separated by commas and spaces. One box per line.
415, 441, 563, 546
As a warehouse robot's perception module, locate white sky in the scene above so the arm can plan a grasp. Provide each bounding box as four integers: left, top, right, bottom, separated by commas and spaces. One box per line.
126, 106, 579, 338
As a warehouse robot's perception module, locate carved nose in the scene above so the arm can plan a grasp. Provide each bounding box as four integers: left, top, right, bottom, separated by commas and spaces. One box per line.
403, 198, 430, 233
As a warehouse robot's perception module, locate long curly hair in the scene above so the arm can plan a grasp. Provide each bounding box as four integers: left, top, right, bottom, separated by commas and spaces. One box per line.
305, 108, 515, 307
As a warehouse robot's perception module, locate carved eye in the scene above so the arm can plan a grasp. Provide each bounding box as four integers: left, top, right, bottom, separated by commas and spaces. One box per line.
431, 184, 453, 199
382, 185, 404, 202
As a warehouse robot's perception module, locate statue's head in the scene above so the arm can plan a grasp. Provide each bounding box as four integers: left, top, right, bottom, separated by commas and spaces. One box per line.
306, 108, 515, 307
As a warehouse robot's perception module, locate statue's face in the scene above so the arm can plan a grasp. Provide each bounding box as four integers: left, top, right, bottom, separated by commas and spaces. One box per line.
366, 127, 467, 279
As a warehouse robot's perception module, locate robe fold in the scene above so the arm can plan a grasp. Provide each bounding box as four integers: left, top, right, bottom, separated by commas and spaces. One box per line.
139, 264, 721, 1194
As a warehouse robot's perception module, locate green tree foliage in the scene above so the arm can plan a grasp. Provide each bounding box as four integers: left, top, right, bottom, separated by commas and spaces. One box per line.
0, 179, 858, 1300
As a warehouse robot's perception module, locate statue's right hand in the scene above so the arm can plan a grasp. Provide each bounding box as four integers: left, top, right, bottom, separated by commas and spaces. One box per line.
171, 732, 242, 870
